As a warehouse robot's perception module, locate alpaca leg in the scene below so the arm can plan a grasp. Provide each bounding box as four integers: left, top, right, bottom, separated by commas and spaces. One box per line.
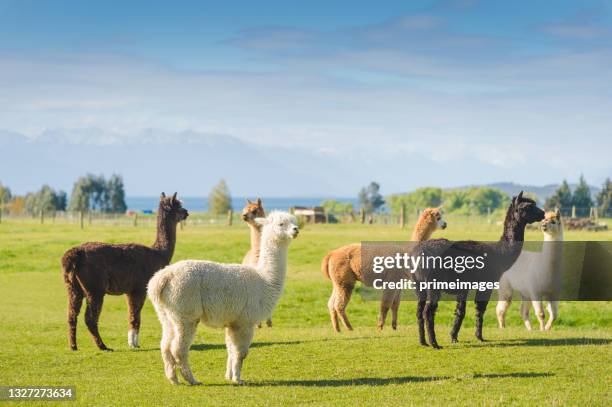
377, 289, 395, 331
416, 296, 427, 346
159, 312, 178, 384
266, 318, 272, 327
424, 294, 441, 349
532, 300, 546, 331
327, 289, 340, 332
170, 319, 200, 385
450, 295, 467, 343
66, 281, 84, 351
84, 293, 110, 351
390, 291, 401, 330
224, 328, 235, 381
226, 325, 255, 384
520, 300, 533, 330
545, 301, 559, 330
474, 290, 492, 341
496, 300, 511, 329
126, 291, 146, 348
334, 284, 354, 331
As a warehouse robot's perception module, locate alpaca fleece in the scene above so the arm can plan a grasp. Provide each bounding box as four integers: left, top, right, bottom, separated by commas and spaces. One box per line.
322, 208, 446, 332
147, 211, 299, 385
412, 192, 544, 349
62, 193, 188, 351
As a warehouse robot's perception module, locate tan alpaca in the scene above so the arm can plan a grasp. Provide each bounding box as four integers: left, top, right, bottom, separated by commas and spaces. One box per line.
322, 208, 447, 332
241, 198, 272, 328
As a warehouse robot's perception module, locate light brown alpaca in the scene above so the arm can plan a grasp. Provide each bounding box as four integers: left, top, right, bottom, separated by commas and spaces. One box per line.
321, 208, 447, 332
241, 198, 272, 328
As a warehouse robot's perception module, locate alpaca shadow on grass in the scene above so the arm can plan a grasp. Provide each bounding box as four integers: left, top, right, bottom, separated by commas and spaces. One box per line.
207, 372, 552, 387
191, 340, 304, 351
465, 337, 611, 348
211, 375, 449, 387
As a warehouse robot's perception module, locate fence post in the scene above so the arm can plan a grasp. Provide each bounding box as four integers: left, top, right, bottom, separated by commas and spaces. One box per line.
360, 208, 365, 224
80, 210, 84, 229
571, 206, 576, 218
40, 209, 44, 224
133, 213, 138, 227
400, 203, 405, 228
227, 209, 233, 226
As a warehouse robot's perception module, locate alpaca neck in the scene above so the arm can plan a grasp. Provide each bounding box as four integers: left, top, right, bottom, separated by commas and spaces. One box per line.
494, 205, 526, 267
152, 212, 177, 263
541, 228, 563, 267
248, 223, 262, 263
411, 219, 435, 241
256, 233, 289, 292
500, 208, 526, 243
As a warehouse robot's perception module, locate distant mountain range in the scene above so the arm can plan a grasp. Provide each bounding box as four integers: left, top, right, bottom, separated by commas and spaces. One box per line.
1, 128, 607, 198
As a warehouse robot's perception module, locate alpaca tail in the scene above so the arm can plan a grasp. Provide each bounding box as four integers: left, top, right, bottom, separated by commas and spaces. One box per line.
61, 247, 82, 285
147, 269, 172, 307
321, 253, 332, 280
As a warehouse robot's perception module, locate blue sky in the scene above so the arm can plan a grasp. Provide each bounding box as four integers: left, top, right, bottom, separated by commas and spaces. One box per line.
1, 0, 611, 194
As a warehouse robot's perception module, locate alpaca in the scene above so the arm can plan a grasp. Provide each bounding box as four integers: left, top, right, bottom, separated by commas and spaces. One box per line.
377, 208, 447, 330
241, 198, 273, 328
241, 198, 265, 266
147, 211, 299, 385
62, 193, 188, 351
322, 208, 447, 332
496, 209, 563, 330
412, 192, 544, 349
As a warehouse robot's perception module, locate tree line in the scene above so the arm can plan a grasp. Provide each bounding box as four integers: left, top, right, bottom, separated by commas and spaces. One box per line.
0, 174, 127, 216
322, 176, 612, 217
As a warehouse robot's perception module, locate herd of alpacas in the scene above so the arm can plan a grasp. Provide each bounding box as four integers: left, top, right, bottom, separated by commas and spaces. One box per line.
62, 191, 565, 384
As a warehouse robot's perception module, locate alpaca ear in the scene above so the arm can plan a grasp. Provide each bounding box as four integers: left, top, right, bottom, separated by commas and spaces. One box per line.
517, 191, 524, 200
256, 197, 262, 206
160, 192, 166, 199
246, 198, 252, 204
555, 207, 561, 218
172, 192, 177, 202
254, 217, 267, 227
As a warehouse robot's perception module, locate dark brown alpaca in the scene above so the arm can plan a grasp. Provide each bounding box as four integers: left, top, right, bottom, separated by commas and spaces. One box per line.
62, 192, 188, 351
412, 192, 544, 349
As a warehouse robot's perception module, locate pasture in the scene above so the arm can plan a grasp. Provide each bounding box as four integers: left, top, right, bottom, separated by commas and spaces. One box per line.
0, 218, 611, 406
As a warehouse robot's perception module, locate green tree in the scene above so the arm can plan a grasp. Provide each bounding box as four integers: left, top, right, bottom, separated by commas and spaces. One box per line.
464, 187, 509, 215
544, 180, 572, 211
320, 199, 354, 214
0, 182, 11, 215
68, 177, 92, 212
358, 182, 385, 213
68, 174, 123, 212
208, 179, 232, 215
23, 185, 65, 215
596, 178, 612, 216
105, 174, 127, 213
387, 187, 443, 214
572, 175, 592, 217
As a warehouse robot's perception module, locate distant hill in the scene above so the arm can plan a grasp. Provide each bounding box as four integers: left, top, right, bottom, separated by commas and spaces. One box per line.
461, 182, 600, 204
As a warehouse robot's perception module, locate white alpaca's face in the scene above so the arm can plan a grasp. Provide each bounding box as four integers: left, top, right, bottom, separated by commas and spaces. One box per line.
541, 211, 562, 237
257, 212, 299, 240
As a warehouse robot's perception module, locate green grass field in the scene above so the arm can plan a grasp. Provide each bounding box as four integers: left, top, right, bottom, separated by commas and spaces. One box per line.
1, 219, 611, 406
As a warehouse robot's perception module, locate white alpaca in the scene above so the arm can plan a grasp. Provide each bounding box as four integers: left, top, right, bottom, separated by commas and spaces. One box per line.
147, 211, 299, 385
496, 209, 563, 331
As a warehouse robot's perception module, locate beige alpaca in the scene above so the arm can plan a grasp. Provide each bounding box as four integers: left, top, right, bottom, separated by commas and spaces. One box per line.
496, 209, 563, 331
240, 198, 272, 328
321, 208, 447, 332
